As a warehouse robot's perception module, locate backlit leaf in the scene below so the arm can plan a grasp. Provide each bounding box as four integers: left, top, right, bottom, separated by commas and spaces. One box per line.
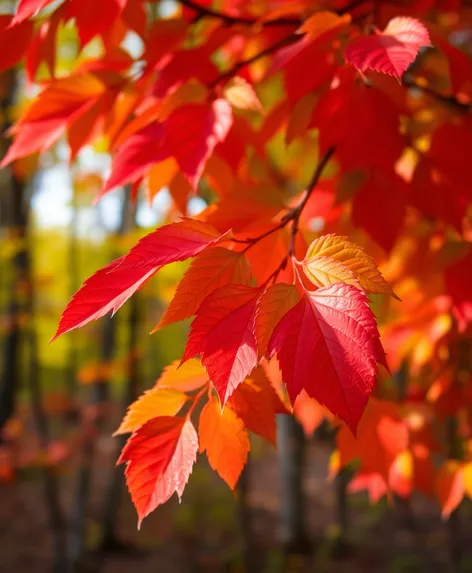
228, 367, 281, 444
436, 461, 464, 519
12, 0, 56, 24
156, 247, 252, 330
268, 284, 385, 433
255, 283, 300, 357
199, 397, 249, 489
157, 359, 208, 392
53, 220, 229, 339
345, 17, 431, 82
223, 77, 262, 112
114, 387, 188, 436
302, 234, 395, 297
118, 417, 198, 527
183, 285, 260, 405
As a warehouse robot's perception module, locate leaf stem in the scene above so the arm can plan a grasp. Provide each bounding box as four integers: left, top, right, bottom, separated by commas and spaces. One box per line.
187, 383, 210, 418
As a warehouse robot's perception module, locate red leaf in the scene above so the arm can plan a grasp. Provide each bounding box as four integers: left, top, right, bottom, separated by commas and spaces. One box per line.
117, 218, 229, 269
157, 247, 252, 330
53, 256, 156, 340
12, 0, 56, 24
118, 417, 198, 528
445, 245, 472, 332
53, 219, 228, 339
0, 16, 33, 73
69, 0, 126, 47
101, 123, 168, 195
165, 99, 233, 190
103, 99, 233, 195
345, 17, 431, 82
1, 74, 108, 167
182, 285, 260, 405
268, 283, 385, 434
199, 397, 249, 489
227, 367, 281, 445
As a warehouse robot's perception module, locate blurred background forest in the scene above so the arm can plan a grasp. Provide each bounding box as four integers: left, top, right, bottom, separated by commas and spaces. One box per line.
1, 1, 472, 573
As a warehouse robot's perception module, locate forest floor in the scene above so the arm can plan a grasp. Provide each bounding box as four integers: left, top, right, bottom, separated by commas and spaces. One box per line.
1, 431, 472, 573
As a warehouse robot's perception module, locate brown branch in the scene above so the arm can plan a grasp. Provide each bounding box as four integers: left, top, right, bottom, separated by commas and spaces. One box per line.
209, 31, 298, 88
179, 0, 300, 27
232, 148, 335, 269
403, 75, 471, 112
288, 147, 336, 256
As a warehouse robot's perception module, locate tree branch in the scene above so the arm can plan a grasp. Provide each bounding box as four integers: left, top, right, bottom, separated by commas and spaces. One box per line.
288, 147, 336, 256
403, 75, 471, 112
179, 0, 300, 27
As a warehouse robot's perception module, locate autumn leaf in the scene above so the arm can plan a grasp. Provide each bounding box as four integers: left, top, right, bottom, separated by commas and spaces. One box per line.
302, 234, 395, 297
345, 17, 431, 82
436, 460, 464, 519
114, 387, 188, 436
53, 219, 229, 339
255, 283, 300, 357
1, 73, 111, 167
118, 417, 198, 528
12, 0, 56, 24
199, 397, 249, 489
293, 391, 326, 438
268, 283, 386, 433
156, 247, 252, 330
223, 77, 262, 112
182, 285, 260, 405
157, 359, 208, 392
0, 16, 33, 73
116, 218, 230, 269
227, 367, 282, 444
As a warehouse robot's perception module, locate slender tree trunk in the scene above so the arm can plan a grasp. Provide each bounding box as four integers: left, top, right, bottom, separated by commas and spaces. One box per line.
276, 415, 310, 555
27, 232, 70, 573
99, 186, 139, 552
69, 187, 136, 570
65, 183, 80, 423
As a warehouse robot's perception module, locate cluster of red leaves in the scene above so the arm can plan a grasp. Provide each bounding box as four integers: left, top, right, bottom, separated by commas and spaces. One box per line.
2, 0, 472, 525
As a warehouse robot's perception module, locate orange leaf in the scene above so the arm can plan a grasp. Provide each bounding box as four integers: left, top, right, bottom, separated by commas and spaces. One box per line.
255, 283, 300, 357
227, 367, 281, 445
114, 387, 188, 436
199, 397, 249, 489
436, 460, 464, 519
146, 157, 179, 202
298, 11, 351, 37
156, 247, 252, 330
157, 359, 208, 392
293, 391, 326, 438
302, 234, 395, 297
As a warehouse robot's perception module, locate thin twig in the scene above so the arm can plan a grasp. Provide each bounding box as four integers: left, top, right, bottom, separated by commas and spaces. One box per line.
288, 147, 336, 256
179, 0, 300, 27
403, 75, 471, 112
209, 32, 298, 88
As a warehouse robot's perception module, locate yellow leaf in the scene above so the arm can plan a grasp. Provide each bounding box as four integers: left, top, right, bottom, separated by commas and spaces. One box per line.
113, 387, 188, 436
463, 462, 472, 499
303, 234, 396, 297
223, 77, 262, 112
298, 11, 351, 37
157, 359, 208, 392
